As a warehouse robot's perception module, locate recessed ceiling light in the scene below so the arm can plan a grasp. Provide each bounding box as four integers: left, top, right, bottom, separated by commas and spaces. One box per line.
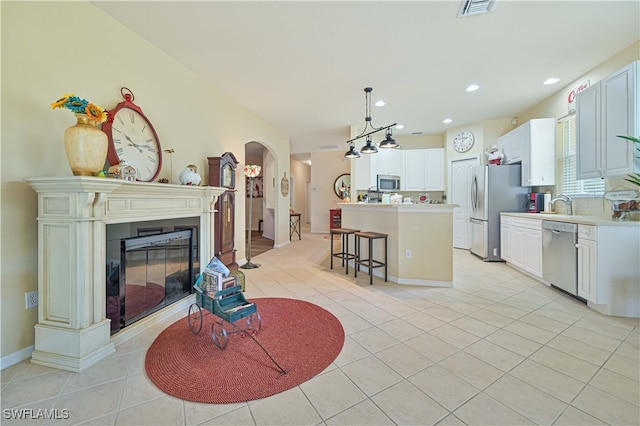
466, 84, 480, 92
443, 118, 452, 124
395, 124, 404, 129
543, 78, 560, 85
375, 100, 386, 107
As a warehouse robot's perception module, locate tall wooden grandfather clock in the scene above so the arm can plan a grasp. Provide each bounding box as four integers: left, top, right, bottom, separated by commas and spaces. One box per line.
208, 152, 239, 270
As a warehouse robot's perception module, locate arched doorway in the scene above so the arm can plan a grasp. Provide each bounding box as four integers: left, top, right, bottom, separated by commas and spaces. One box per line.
244, 142, 275, 260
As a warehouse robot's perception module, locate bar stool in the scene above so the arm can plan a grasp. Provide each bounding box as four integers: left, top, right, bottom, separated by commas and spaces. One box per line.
354, 232, 388, 285
330, 228, 360, 274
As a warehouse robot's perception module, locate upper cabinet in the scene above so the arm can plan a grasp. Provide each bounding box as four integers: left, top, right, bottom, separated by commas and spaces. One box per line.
354, 148, 445, 191
497, 118, 556, 186
498, 125, 525, 165
377, 149, 403, 176
576, 61, 639, 179
353, 149, 402, 191
353, 153, 378, 190
403, 148, 445, 191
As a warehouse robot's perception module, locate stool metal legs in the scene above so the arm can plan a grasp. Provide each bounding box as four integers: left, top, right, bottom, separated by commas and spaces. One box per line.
330, 229, 358, 275
354, 232, 388, 285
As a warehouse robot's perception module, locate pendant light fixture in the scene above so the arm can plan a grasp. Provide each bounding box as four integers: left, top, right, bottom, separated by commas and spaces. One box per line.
360, 136, 378, 154
344, 143, 360, 158
379, 129, 399, 148
345, 87, 398, 159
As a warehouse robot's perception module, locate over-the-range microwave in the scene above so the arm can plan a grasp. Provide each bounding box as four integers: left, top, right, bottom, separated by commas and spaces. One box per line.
377, 174, 401, 192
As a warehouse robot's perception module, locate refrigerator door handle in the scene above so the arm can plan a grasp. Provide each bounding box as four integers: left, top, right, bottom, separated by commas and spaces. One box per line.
469, 218, 483, 224
471, 175, 478, 211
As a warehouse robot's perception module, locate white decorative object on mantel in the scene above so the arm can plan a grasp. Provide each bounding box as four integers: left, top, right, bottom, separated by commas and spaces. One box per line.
25, 177, 225, 372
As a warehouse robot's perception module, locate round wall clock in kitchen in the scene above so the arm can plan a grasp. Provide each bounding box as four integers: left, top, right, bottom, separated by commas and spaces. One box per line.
104, 87, 162, 182
453, 130, 475, 153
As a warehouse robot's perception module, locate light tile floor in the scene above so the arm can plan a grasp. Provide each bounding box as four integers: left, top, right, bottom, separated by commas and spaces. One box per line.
2, 225, 638, 425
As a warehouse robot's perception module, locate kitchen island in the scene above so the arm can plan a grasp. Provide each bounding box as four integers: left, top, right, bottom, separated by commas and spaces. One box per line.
339, 203, 459, 286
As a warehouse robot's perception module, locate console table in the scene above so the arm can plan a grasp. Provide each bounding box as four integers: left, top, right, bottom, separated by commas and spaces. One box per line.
26, 177, 225, 372
290, 213, 301, 240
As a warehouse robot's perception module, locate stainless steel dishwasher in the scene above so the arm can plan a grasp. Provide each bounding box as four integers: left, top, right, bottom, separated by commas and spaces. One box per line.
542, 220, 583, 300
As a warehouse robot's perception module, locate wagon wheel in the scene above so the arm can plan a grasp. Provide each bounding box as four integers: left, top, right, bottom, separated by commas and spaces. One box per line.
187, 303, 202, 334
211, 321, 228, 349
246, 312, 262, 333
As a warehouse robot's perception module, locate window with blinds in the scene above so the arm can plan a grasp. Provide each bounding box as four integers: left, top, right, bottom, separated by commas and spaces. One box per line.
560, 116, 605, 196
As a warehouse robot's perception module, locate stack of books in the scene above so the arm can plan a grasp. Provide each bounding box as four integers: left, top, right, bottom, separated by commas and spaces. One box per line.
195, 256, 236, 297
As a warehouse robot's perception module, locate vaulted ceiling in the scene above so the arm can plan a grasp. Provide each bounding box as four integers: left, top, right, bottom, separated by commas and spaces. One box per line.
93, 1, 639, 157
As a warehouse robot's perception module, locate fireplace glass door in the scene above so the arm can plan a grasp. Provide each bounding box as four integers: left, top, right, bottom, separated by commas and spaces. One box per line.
107, 229, 194, 334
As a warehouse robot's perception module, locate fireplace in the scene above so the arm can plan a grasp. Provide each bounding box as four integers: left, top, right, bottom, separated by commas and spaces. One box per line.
26, 177, 225, 372
106, 228, 195, 334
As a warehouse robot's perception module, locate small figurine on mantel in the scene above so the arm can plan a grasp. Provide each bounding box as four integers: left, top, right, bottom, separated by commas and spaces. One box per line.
108, 160, 137, 182
485, 145, 505, 165
179, 164, 202, 186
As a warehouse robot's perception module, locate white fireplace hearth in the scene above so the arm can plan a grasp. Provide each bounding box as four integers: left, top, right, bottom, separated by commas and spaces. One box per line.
26, 177, 225, 372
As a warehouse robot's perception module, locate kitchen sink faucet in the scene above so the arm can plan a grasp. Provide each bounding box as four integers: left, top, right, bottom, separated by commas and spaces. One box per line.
551, 194, 573, 215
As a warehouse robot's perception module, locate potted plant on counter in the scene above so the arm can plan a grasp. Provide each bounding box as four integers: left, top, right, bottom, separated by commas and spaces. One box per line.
617, 135, 640, 187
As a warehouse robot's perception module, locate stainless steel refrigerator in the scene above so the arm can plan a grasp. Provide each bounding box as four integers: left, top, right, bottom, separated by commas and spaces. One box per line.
470, 164, 529, 261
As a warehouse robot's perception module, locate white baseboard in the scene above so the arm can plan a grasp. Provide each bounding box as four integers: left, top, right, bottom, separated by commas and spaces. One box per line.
1, 345, 34, 371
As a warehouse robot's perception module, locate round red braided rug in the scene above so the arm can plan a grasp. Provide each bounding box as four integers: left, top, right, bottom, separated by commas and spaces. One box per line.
145, 298, 345, 403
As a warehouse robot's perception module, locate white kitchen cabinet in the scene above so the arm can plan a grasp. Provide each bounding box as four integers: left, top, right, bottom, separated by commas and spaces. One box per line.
377, 148, 403, 176
521, 119, 556, 186
576, 61, 639, 179
576, 224, 640, 317
402, 148, 445, 191
502, 217, 543, 278
576, 225, 597, 302
498, 125, 524, 165
500, 216, 512, 262
497, 118, 556, 186
353, 153, 378, 190
425, 148, 445, 190
403, 149, 427, 191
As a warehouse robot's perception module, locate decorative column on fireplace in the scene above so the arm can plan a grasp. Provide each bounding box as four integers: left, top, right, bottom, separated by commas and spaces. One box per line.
26, 177, 225, 372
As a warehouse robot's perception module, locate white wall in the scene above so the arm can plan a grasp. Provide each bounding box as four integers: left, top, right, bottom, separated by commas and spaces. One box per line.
1, 2, 290, 361
309, 151, 351, 233
290, 159, 311, 223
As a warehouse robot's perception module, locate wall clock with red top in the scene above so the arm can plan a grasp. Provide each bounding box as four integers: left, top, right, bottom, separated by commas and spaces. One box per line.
104, 87, 162, 182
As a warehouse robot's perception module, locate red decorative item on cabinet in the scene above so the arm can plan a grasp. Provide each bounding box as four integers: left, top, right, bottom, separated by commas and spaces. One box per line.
329, 209, 341, 229
208, 152, 239, 270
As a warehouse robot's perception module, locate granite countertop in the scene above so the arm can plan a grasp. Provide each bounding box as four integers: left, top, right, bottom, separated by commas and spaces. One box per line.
500, 212, 640, 227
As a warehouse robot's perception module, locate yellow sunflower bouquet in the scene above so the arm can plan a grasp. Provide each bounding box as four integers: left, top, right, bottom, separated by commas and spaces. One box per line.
51, 93, 108, 123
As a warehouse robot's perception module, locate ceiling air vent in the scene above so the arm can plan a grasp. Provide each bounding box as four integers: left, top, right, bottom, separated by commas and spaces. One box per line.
458, 0, 498, 17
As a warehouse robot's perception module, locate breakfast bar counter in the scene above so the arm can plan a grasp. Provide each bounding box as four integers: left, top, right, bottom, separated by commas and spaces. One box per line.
339, 203, 459, 286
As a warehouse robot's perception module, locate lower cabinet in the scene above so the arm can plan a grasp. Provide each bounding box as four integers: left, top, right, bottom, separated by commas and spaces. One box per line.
576, 227, 597, 302
500, 216, 511, 262
576, 224, 639, 316
500, 216, 542, 278
502, 216, 639, 318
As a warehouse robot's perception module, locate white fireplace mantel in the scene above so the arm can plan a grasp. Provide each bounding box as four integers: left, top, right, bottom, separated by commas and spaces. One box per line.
26, 177, 225, 372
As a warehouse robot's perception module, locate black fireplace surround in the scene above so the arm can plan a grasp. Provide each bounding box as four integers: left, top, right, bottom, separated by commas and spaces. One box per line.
106, 226, 196, 334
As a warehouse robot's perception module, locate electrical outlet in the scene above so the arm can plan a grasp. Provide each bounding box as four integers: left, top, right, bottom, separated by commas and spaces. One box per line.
25, 290, 38, 309
405, 249, 412, 259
